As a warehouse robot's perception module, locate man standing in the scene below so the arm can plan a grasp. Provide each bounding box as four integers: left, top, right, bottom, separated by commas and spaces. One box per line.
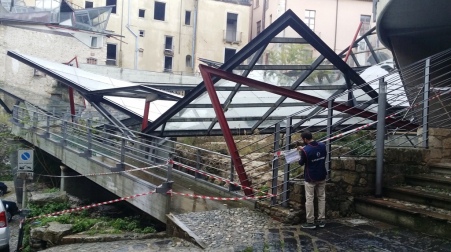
297, 131, 327, 229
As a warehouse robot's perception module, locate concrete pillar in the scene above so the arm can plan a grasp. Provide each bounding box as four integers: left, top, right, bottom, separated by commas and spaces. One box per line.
60, 165, 68, 192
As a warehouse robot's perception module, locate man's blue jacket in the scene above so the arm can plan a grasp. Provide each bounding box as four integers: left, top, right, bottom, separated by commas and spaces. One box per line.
298, 141, 327, 182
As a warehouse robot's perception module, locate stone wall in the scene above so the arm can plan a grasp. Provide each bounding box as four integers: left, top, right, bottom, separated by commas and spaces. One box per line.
418, 128, 451, 163
257, 147, 430, 224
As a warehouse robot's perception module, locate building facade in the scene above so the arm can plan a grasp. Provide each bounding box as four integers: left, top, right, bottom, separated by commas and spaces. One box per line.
65, 0, 252, 73
251, 0, 376, 64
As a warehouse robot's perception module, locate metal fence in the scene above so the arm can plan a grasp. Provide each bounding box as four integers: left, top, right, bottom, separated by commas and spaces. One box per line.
11, 105, 248, 195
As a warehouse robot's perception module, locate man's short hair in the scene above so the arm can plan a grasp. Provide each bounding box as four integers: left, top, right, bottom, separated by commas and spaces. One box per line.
301, 131, 313, 140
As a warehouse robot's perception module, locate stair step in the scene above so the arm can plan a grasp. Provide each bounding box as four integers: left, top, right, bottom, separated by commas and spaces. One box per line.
355, 197, 451, 238
429, 163, 451, 175
385, 186, 451, 211
405, 174, 451, 191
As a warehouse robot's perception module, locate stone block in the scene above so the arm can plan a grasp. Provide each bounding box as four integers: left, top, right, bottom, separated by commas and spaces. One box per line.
341, 158, 356, 171
429, 128, 451, 137
429, 149, 443, 160
358, 178, 367, 186
442, 138, 451, 149
342, 172, 358, 185
330, 158, 344, 170
330, 170, 343, 182
428, 136, 442, 148
384, 148, 429, 165
356, 164, 366, 173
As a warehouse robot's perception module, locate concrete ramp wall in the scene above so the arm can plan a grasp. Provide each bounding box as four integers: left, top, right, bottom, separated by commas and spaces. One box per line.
12, 126, 170, 223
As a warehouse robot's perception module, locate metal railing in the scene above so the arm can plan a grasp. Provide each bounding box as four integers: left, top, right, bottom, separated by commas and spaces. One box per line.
11, 105, 246, 195
229, 48, 451, 207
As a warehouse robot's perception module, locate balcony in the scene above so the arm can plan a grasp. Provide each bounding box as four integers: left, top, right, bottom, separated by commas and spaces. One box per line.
164, 44, 174, 56
223, 30, 242, 45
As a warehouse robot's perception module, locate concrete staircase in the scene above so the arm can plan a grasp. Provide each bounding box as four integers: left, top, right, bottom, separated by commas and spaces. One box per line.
355, 163, 451, 238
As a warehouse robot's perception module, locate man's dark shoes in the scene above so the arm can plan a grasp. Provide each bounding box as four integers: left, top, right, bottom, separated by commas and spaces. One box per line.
301, 222, 316, 229
317, 219, 326, 228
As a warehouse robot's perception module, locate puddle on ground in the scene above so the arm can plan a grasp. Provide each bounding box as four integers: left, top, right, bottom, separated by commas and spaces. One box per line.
345, 219, 369, 225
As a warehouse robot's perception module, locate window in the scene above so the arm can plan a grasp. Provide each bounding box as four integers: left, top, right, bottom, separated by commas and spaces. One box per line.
164, 56, 173, 72
360, 15, 371, 35
165, 36, 173, 50
106, 0, 116, 14
87, 57, 97, 65
225, 13, 238, 43
256, 21, 261, 35
106, 43, 117, 65
139, 30, 145, 37
91, 37, 97, 47
139, 9, 145, 18
154, 1, 165, 21
185, 10, 191, 25
85, 1, 93, 8
224, 48, 236, 62
186, 55, 192, 67
305, 10, 315, 31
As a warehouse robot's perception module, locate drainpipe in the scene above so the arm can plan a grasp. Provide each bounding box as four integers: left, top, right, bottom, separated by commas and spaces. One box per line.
191, 0, 198, 69
333, 0, 339, 52
126, 0, 138, 70
119, 0, 124, 67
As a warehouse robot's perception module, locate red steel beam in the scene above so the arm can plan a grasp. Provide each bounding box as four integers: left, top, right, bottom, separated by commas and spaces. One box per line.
198, 65, 416, 130
343, 22, 363, 64
142, 100, 151, 131
65, 57, 80, 121
200, 67, 253, 196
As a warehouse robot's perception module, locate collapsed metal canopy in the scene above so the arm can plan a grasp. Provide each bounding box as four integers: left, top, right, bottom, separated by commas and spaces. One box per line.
142, 10, 397, 136
3, 51, 180, 131
1, 10, 402, 138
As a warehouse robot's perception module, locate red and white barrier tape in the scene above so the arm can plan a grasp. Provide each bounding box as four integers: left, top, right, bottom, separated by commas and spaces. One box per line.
35, 164, 165, 178
169, 160, 275, 198
169, 190, 272, 201
27, 190, 156, 221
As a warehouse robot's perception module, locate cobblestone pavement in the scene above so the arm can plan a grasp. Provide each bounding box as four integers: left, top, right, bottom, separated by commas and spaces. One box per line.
175, 208, 451, 252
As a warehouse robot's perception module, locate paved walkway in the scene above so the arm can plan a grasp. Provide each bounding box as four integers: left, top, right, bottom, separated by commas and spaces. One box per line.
175, 208, 451, 252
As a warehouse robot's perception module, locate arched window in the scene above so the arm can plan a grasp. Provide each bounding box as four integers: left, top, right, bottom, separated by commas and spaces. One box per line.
186, 55, 192, 67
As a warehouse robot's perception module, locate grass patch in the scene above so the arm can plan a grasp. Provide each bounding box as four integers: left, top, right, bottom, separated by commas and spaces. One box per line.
42, 188, 60, 193
22, 202, 156, 251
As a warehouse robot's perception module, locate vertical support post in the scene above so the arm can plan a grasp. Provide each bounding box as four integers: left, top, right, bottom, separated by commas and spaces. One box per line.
326, 99, 334, 179
32, 111, 38, 131
22, 179, 27, 209
60, 165, 67, 191
12, 106, 18, 124
271, 123, 280, 205
229, 157, 234, 191
85, 119, 92, 156
167, 153, 173, 182
422, 58, 430, 148
68, 87, 75, 122
116, 137, 126, 171
195, 149, 201, 179
282, 117, 292, 207
44, 114, 50, 138
62, 120, 67, 146
375, 78, 387, 197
